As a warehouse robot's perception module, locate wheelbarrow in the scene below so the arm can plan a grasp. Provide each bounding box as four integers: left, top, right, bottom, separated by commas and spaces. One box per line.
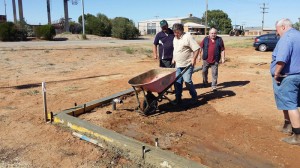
128, 65, 192, 115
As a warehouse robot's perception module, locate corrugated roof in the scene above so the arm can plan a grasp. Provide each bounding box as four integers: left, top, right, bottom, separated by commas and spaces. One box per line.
139, 17, 186, 23
184, 22, 206, 28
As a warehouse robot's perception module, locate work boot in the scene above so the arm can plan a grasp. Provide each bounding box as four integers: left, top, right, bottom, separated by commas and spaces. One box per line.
202, 82, 209, 88
281, 120, 292, 134
189, 97, 198, 105
171, 98, 182, 106
281, 134, 300, 146
282, 127, 300, 145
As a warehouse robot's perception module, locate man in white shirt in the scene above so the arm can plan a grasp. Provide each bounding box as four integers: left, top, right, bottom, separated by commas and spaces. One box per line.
172, 23, 200, 104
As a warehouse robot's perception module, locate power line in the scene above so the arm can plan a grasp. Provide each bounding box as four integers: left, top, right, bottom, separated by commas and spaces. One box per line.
260, 3, 268, 31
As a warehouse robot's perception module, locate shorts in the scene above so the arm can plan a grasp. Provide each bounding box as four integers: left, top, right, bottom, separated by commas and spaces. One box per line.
272, 74, 300, 110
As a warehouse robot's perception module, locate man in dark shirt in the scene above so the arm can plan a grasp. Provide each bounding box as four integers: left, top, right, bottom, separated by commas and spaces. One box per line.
153, 20, 175, 68
199, 28, 225, 91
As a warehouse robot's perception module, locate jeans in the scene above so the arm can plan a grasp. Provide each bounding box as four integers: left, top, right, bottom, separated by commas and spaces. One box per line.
174, 66, 197, 100
202, 60, 219, 87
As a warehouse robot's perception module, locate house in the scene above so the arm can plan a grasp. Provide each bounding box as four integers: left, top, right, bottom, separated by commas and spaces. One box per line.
138, 14, 208, 35
244, 26, 276, 36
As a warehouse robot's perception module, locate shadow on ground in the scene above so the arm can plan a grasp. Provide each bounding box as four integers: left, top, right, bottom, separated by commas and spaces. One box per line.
154, 89, 236, 115
194, 80, 250, 90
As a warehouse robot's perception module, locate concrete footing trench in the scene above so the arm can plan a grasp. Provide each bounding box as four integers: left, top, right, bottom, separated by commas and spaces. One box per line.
48, 67, 207, 168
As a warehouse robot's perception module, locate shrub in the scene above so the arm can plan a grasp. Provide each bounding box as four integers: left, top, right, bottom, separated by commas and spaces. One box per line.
0, 22, 27, 41
78, 13, 111, 36
111, 17, 139, 39
35, 25, 56, 40
69, 21, 82, 34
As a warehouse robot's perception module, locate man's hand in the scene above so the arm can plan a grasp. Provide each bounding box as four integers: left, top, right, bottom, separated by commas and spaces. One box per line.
274, 74, 286, 84
172, 59, 175, 65
221, 57, 225, 64
153, 54, 158, 60
274, 62, 286, 83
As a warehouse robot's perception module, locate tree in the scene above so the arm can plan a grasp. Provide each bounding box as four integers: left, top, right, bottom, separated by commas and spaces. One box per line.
0, 22, 27, 41
96, 13, 112, 36
35, 25, 56, 40
78, 13, 111, 36
69, 21, 82, 34
111, 17, 139, 39
201, 10, 232, 34
293, 22, 300, 31
0, 22, 17, 41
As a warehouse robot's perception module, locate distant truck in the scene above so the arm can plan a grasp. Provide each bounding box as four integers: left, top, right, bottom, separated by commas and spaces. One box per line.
229, 25, 245, 36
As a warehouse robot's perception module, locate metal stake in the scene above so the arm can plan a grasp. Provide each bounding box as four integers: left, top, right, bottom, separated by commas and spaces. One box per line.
42, 82, 48, 122
155, 138, 159, 147
142, 145, 146, 159
112, 101, 116, 111
50, 112, 54, 123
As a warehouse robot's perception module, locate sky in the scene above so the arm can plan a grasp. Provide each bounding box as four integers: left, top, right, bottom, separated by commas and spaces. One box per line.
0, 0, 299, 28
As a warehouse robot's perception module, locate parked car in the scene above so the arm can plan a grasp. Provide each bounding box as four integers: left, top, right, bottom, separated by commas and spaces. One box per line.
253, 33, 279, 52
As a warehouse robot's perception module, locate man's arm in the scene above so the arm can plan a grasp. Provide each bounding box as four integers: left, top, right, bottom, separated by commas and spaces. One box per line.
220, 38, 225, 63
274, 61, 286, 83
198, 48, 203, 62
192, 49, 200, 66
152, 44, 158, 59
221, 50, 225, 63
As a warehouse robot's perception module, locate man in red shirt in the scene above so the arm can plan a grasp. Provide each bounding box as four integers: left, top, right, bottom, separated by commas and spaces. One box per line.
199, 28, 225, 91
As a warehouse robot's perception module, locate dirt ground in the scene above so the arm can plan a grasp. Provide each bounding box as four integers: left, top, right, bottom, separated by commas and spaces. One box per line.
0, 36, 299, 167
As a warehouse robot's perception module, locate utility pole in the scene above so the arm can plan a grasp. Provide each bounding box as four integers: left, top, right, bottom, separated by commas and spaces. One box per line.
12, 0, 17, 23
18, 0, 24, 25
4, 0, 6, 17
260, 3, 268, 32
63, 0, 69, 32
47, 0, 51, 24
81, 0, 85, 35
205, 0, 208, 35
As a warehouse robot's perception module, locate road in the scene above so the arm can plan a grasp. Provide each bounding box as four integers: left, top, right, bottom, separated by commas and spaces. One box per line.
0, 39, 153, 49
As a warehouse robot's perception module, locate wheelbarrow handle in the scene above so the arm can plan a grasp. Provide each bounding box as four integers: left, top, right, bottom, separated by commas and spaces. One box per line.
157, 64, 192, 96
174, 64, 192, 81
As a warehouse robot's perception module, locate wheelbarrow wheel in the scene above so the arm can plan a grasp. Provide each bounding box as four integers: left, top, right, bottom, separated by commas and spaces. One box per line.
142, 99, 157, 115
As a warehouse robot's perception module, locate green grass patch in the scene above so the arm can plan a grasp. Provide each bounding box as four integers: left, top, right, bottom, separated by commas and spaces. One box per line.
21, 90, 40, 96
225, 38, 253, 48
64, 86, 79, 92
122, 47, 135, 54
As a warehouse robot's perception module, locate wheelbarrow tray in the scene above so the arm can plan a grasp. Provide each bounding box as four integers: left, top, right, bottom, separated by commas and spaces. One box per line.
128, 68, 176, 93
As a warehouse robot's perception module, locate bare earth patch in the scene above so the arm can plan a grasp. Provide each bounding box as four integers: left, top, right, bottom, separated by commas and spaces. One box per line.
0, 37, 299, 167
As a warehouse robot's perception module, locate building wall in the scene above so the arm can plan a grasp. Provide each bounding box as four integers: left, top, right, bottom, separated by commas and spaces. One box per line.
138, 18, 182, 35
245, 30, 276, 36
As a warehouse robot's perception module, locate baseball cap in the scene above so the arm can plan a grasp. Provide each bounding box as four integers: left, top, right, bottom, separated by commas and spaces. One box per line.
160, 20, 168, 27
